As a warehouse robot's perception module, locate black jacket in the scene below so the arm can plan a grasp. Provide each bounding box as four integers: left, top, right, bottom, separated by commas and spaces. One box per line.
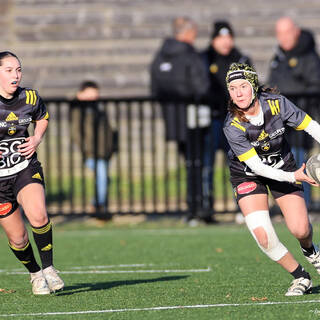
268, 30, 320, 95
268, 30, 320, 149
150, 38, 208, 100
201, 46, 251, 119
150, 38, 209, 142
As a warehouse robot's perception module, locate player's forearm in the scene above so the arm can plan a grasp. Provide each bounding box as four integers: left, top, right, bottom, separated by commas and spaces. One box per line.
304, 120, 320, 144
245, 155, 296, 183
34, 119, 48, 142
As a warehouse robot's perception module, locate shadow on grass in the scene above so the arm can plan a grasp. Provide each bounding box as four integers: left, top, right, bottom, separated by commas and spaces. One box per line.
311, 285, 320, 294
56, 275, 189, 296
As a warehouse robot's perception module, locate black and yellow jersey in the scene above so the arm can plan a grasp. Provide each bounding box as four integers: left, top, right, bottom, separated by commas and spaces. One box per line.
0, 87, 49, 179
223, 92, 311, 177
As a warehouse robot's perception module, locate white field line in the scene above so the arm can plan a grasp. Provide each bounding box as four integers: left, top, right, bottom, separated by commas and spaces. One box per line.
1, 300, 320, 317
0, 264, 154, 273
70, 264, 154, 269
5, 267, 211, 275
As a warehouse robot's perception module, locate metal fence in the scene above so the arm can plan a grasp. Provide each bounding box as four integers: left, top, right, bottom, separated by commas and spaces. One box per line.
38, 95, 320, 218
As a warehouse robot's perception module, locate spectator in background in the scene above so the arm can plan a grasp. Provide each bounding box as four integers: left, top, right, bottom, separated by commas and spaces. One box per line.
150, 16, 210, 223
71, 81, 114, 215
201, 20, 252, 222
268, 16, 320, 209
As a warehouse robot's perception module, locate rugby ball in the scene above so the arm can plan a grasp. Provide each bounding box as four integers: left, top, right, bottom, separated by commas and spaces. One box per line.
306, 154, 320, 184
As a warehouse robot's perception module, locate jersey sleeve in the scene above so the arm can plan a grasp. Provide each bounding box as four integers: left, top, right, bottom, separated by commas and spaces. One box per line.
28, 90, 49, 121
279, 95, 311, 130
223, 120, 257, 162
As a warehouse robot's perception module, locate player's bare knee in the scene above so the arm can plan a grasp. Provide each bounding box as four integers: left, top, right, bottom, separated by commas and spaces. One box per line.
9, 232, 29, 249
253, 227, 268, 249
28, 214, 48, 227
291, 226, 311, 241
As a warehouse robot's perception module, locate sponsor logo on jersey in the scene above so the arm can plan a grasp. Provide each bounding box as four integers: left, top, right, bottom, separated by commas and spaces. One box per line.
32, 172, 42, 181
18, 117, 32, 125
0, 202, 12, 215
0, 121, 7, 128
5, 112, 18, 122
261, 142, 270, 151
236, 181, 257, 195
269, 127, 285, 139
257, 129, 269, 141
8, 126, 16, 135
0, 138, 27, 175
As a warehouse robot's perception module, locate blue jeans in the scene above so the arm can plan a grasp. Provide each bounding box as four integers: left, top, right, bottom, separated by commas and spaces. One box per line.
202, 119, 229, 211
291, 147, 311, 208
85, 158, 109, 206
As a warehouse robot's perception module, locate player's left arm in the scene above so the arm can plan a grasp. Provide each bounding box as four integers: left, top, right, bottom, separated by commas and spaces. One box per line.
18, 118, 48, 159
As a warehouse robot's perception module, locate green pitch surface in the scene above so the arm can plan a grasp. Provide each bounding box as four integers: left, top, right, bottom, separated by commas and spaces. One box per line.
1, 219, 320, 320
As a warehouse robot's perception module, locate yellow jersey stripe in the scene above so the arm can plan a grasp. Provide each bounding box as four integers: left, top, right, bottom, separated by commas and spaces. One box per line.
26, 90, 30, 104
33, 90, 37, 105
267, 99, 280, 115
295, 114, 312, 131
238, 147, 257, 162
43, 111, 49, 120
231, 121, 246, 132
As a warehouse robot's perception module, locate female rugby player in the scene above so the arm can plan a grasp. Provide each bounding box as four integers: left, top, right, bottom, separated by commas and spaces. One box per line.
0, 51, 64, 294
223, 63, 320, 296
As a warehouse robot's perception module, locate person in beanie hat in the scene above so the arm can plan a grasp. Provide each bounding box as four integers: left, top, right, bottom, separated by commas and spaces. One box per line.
199, 21, 252, 223
223, 62, 320, 296
211, 21, 234, 44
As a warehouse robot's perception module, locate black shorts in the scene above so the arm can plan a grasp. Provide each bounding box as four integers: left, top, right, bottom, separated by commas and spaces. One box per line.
0, 161, 45, 219
231, 175, 303, 203
230, 158, 303, 203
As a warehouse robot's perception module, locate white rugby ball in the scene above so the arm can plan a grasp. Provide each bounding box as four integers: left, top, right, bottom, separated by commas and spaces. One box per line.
306, 154, 320, 184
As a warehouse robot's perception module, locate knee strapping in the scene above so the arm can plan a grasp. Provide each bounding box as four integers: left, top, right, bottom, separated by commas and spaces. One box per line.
245, 210, 288, 261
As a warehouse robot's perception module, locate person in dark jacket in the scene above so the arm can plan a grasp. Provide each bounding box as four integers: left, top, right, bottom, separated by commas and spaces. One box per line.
150, 17, 210, 223
200, 21, 252, 222
268, 16, 320, 208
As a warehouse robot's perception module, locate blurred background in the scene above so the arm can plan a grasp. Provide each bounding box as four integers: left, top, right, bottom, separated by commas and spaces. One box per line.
2, 0, 320, 220
1, 0, 320, 98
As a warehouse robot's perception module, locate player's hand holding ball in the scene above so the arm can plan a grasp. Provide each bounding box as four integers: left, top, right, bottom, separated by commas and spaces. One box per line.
304, 154, 320, 186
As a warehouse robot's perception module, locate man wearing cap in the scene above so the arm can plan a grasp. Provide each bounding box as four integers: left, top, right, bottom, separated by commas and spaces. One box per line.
200, 21, 252, 222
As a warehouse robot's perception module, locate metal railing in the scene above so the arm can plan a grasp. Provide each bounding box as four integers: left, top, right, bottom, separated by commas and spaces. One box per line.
38, 95, 320, 218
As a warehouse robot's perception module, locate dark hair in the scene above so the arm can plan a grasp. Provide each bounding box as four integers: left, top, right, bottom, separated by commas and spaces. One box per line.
227, 85, 279, 122
78, 80, 99, 91
0, 51, 20, 65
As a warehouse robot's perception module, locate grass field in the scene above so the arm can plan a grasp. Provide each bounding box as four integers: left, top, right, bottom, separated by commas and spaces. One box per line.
1, 218, 320, 319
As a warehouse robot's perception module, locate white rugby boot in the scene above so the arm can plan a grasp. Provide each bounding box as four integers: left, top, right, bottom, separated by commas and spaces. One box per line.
285, 277, 312, 296
303, 244, 320, 275
43, 266, 64, 292
30, 270, 50, 295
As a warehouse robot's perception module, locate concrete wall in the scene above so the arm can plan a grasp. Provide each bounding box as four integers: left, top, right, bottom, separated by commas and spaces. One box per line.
2, 0, 320, 98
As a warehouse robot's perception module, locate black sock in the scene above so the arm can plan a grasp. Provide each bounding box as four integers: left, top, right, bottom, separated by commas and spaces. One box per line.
301, 244, 316, 257
9, 241, 41, 273
290, 264, 310, 279
32, 220, 53, 269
